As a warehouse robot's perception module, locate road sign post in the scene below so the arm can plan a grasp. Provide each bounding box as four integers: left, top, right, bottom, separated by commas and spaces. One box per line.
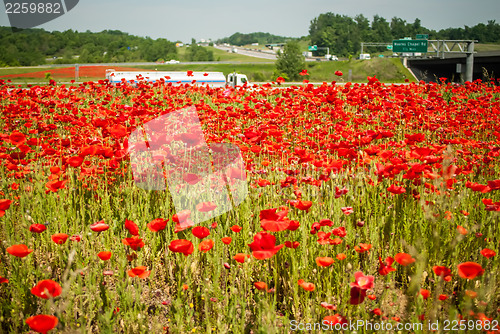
392, 40, 428, 53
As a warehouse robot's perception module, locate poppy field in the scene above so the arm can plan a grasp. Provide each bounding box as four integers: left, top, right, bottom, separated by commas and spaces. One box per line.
0, 76, 499, 333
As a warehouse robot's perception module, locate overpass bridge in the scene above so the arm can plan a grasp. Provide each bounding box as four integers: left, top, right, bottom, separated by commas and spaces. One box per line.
406, 51, 500, 83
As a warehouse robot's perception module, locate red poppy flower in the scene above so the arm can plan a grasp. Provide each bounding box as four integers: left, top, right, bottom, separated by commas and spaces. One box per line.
335, 70, 343, 76
248, 231, 284, 260
320, 302, 336, 310
147, 218, 167, 232
9, 131, 26, 146
45, 180, 67, 193
70, 235, 81, 242
394, 253, 415, 266
187, 70, 194, 76
432, 265, 452, 281
336, 253, 346, 260
108, 124, 127, 139
482, 198, 500, 211
350, 271, 374, 290
438, 294, 448, 301
0, 199, 13, 217
284, 241, 300, 249
323, 314, 347, 326
349, 286, 367, 305
276, 77, 285, 84
127, 266, 151, 279
221, 237, 232, 245
299, 69, 308, 76
25, 314, 58, 333
90, 220, 109, 232
0, 276, 8, 284
387, 184, 406, 194
315, 256, 335, 267
300, 282, 315, 291
457, 262, 484, 279
341, 207, 353, 215
122, 236, 145, 250
192, 226, 210, 239
371, 308, 383, 316
230, 225, 242, 233
172, 210, 191, 224
332, 226, 346, 237
67, 156, 84, 168
196, 201, 217, 212
465, 290, 477, 298
287, 220, 300, 231
457, 225, 468, 235
31, 280, 62, 299
51, 233, 69, 245
254, 281, 268, 291
480, 248, 496, 259
290, 200, 313, 212
354, 243, 372, 253
97, 251, 112, 261
183, 173, 202, 185
198, 239, 214, 253
378, 256, 396, 275
124, 219, 139, 236
420, 289, 430, 299
257, 179, 271, 187
169, 239, 194, 256
29, 224, 47, 233
259, 207, 290, 232
233, 253, 249, 263
335, 187, 348, 198
174, 219, 195, 233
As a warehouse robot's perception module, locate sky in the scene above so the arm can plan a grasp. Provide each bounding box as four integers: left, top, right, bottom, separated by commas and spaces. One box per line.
1, 0, 499, 43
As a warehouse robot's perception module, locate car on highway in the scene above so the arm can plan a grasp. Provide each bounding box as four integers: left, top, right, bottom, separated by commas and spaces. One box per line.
166, 59, 180, 64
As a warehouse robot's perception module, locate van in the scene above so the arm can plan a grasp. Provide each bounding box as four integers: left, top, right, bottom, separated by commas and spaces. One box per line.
359, 54, 371, 60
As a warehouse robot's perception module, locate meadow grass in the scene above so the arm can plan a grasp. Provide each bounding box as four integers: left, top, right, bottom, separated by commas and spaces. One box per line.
0, 79, 498, 333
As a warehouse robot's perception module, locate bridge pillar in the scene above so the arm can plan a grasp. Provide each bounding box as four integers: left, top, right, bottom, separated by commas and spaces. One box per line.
465, 41, 474, 82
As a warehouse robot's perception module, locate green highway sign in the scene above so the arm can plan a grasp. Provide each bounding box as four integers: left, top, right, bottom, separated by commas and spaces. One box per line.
416, 34, 429, 40
308, 45, 317, 51
386, 45, 393, 50
392, 39, 428, 53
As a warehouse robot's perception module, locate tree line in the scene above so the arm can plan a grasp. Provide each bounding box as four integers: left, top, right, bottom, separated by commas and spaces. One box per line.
216, 32, 290, 46
309, 14, 500, 56
1, 14, 499, 66
0, 27, 179, 66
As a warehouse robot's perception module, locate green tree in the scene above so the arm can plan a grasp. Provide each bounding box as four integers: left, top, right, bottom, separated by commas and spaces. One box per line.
185, 39, 214, 61
275, 41, 305, 81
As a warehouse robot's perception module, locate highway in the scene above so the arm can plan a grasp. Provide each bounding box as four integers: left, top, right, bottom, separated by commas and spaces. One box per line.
214, 45, 278, 60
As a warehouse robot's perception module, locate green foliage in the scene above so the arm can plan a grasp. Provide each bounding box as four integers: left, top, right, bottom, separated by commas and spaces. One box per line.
185, 42, 214, 62
0, 27, 177, 66
309, 13, 500, 57
217, 32, 290, 46
275, 41, 305, 81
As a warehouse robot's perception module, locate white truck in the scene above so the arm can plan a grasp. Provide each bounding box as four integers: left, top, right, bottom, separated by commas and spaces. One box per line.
105, 70, 249, 87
